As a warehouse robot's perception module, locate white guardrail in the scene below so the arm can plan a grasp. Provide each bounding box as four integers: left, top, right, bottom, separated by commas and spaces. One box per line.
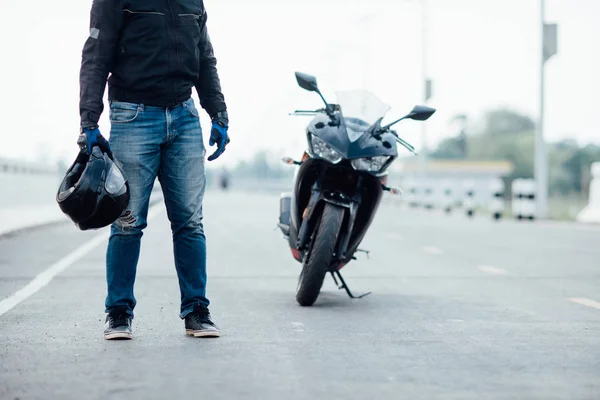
394, 177, 545, 222
0, 158, 61, 208
0, 158, 66, 236
0, 157, 169, 236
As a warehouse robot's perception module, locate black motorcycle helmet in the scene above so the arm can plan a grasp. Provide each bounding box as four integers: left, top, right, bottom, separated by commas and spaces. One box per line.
57, 146, 129, 230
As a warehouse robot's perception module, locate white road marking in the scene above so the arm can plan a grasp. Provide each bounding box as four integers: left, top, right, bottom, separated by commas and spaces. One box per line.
478, 265, 508, 275
421, 246, 443, 255
0, 203, 164, 317
568, 298, 600, 310
291, 322, 305, 332
384, 232, 403, 241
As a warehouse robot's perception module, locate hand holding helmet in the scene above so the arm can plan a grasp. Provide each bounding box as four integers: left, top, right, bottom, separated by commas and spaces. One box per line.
78, 126, 112, 157
57, 128, 129, 231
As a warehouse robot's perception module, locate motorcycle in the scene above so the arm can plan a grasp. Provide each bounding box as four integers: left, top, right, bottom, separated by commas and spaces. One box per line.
278, 72, 436, 306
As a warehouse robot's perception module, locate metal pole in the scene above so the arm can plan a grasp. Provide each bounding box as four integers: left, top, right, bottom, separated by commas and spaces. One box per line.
360, 14, 375, 91
536, 0, 549, 218
418, 0, 429, 185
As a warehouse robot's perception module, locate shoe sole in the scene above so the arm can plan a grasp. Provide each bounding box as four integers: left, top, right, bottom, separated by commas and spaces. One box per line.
186, 329, 221, 338
104, 332, 133, 340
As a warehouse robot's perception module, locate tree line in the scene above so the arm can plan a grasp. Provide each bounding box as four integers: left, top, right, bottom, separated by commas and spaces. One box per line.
430, 109, 600, 195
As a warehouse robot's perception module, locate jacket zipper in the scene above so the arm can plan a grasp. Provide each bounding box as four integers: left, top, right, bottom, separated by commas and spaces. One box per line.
178, 14, 200, 19
123, 9, 165, 16
166, 0, 180, 105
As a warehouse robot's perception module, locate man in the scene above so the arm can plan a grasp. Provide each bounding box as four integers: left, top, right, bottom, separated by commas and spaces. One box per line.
79, 0, 229, 340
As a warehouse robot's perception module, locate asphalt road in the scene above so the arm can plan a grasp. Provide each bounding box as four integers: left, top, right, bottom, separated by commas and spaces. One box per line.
1, 190, 599, 400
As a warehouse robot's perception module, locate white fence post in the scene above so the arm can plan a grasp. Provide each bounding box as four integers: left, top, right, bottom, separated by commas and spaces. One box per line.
423, 180, 435, 210
522, 179, 537, 220
463, 180, 475, 217
442, 180, 453, 214
512, 179, 523, 219
407, 179, 419, 208
577, 162, 600, 223
489, 178, 505, 220
513, 179, 536, 220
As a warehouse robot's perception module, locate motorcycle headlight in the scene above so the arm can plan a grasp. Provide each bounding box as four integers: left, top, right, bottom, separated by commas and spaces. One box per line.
311, 135, 343, 164
351, 156, 391, 173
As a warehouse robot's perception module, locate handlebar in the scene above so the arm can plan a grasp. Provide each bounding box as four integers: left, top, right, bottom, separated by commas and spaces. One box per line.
289, 108, 326, 116
387, 129, 417, 155
289, 105, 340, 117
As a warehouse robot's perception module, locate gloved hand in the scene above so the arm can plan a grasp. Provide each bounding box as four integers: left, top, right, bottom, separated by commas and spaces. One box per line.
78, 126, 111, 156
208, 111, 230, 162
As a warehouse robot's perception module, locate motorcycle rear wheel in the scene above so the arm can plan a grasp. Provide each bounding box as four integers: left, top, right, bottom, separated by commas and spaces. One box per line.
295, 202, 345, 306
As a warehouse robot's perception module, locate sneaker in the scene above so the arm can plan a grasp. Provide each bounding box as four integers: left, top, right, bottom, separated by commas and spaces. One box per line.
104, 306, 133, 340
185, 304, 220, 338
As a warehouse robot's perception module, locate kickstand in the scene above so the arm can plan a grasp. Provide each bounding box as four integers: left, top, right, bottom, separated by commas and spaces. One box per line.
356, 249, 370, 259
330, 271, 372, 299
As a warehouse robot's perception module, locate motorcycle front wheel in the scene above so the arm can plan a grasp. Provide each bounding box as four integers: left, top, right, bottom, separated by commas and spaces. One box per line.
295, 202, 345, 306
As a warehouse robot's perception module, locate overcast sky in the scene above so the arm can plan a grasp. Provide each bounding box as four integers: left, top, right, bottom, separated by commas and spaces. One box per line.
0, 0, 598, 167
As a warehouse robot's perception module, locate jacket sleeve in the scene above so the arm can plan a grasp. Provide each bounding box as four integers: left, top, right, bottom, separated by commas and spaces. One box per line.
79, 0, 124, 129
195, 12, 227, 119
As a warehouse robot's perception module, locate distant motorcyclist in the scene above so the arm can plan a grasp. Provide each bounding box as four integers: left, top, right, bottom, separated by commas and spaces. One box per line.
219, 168, 231, 190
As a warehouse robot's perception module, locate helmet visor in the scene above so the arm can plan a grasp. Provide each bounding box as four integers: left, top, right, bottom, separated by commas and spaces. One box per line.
105, 162, 127, 196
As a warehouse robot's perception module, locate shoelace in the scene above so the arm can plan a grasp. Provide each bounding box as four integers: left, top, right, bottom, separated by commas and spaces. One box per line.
191, 309, 214, 326
110, 312, 130, 328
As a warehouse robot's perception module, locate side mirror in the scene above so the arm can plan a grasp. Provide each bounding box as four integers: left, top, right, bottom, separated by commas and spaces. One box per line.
295, 72, 320, 93
380, 105, 437, 131
408, 105, 436, 121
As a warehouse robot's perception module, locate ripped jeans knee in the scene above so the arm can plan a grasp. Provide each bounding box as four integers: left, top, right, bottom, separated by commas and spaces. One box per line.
113, 209, 145, 233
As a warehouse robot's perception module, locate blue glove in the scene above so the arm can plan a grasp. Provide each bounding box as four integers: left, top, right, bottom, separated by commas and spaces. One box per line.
208, 111, 230, 162
78, 127, 111, 156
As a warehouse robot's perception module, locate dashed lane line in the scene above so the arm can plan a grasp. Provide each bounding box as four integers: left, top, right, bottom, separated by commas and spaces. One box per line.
478, 265, 508, 275
568, 298, 600, 310
421, 246, 443, 255
383, 232, 403, 241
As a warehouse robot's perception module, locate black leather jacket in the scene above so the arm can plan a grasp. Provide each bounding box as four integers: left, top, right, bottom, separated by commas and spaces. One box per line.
79, 0, 227, 128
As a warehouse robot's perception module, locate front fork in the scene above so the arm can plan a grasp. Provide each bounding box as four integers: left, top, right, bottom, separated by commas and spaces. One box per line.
295, 173, 371, 300
296, 187, 322, 251
296, 174, 363, 264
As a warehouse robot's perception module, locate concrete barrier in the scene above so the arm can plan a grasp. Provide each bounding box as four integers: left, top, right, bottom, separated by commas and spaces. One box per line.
577, 162, 600, 223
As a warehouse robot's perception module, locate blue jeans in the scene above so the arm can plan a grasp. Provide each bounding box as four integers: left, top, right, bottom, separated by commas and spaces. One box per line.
106, 97, 208, 319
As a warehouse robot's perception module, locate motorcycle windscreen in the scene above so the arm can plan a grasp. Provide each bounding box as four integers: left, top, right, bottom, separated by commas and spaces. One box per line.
336, 90, 391, 142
